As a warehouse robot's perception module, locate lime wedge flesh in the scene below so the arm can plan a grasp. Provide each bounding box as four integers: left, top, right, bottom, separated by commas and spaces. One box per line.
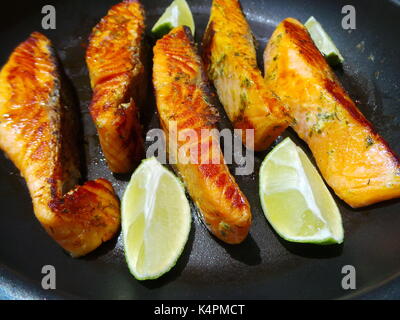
259, 138, 344, 244
151, 0, 195, 38
122, 157, 191, 280
305, 16, 344, 66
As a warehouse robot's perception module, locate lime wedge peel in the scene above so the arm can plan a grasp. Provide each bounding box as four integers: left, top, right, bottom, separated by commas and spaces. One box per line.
151, 0, 195, 38
305, 16, 344, 66
122, 157, 191, 280
259, 138, 344, 244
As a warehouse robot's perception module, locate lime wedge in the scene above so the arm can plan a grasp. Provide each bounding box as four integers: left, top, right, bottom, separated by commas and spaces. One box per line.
259, 138, 344, 244
122, 157, 191, 280
305, 16, 344, 66
151, 0, 195, 38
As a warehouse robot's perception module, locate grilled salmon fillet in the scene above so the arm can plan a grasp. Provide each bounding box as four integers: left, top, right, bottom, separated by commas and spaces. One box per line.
86, 0, 146, 173
264, 18, 400, 208
0, 32, 120, 257
153, 26, 252, 244
202, 0, 289, 151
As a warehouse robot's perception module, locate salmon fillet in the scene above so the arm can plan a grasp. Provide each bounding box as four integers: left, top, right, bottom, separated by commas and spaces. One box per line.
153, 26, 252, 244
202, 0, 289, 151
0, 32, 120, 257
264, 18, 400, 208
86, 0, 146, 173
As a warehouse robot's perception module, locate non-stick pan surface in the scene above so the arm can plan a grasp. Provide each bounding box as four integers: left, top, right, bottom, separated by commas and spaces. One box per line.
1, 0, 400, 299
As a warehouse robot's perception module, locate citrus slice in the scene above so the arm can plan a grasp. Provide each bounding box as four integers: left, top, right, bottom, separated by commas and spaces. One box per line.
259, 138, 344, 244
151, 0, 195, 38
122, 157, 191, 280
305, 16, 344, 66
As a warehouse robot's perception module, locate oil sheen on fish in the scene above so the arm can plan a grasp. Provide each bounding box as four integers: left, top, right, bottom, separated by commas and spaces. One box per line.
86, 0, 146, 173
0, 32, 120, 257
202, 0, 289, 151
264, 18, 400, 208
153, 26, 251, 244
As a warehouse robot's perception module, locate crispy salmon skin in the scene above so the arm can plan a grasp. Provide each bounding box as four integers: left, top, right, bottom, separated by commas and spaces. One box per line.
202, 0, 289, 151
0, 32, 120, 257
86, 0, 146, 173
264, 18, 400, 208
153, 26, 252, 244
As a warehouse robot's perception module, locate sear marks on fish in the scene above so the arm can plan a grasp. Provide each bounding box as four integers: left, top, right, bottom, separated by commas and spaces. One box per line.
264, 18, 400, 208
153, 26, 252, 244
86, 0, 147, 173
202, 0, 289, 151
0, 32, 120, 257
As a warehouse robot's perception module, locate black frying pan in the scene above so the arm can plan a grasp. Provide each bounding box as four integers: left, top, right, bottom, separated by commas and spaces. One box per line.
1, 0, 400, 299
